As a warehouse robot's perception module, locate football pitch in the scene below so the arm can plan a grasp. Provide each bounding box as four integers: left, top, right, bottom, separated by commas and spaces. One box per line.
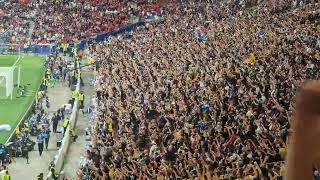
0, 55, 45, 144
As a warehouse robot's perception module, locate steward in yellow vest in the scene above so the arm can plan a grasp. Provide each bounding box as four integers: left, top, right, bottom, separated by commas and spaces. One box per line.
1, 171, 10, 180
42, 78, 49, 91
35, 173, 44, 180
78, 91, 84, 108
63, 118, 69, 135
49, 163, 58, 180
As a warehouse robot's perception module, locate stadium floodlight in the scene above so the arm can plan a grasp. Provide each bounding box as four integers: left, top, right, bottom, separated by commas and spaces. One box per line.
0, 48, 21, 100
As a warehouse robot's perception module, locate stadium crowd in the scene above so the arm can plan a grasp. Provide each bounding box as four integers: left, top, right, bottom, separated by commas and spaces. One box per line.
77, 1, 319, 179
0, 0, 34, 46
0, 0, 318, 179
0, 0, 166, 47
31, 0, 164, 44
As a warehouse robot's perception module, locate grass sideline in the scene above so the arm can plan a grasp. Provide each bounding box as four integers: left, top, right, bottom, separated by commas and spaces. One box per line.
0, 55, 20, 66
0, 55, 45, 144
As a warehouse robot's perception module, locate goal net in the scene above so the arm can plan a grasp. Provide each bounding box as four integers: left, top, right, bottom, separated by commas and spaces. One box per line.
0, 75, 6, 97
0, 67, 13, 98
0, 64, 20, 99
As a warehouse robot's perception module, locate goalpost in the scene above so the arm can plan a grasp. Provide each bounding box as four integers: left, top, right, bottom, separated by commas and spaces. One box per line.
0, 48, 21, 100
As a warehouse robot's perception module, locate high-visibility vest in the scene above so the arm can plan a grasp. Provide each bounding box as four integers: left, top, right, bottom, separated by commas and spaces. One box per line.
46, 68, 51, 75
43, 79, 49, 86
15, 127, 20, 136
108, 123, 112, 133
24, 122, 29, 128
63, 119, 69, 128
22, 123, 29, 133
2, 174, 10, 180
78, 93, 84, 101
71, 90, 78, 98
50, 166, 57, 177
35, 175, 43, 180
37, 91, 42, 98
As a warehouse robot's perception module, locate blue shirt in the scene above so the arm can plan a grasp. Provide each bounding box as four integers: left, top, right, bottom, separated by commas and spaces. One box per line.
258, 31, 265, 41
43, 129, 50, 139
37, 134, 44, 143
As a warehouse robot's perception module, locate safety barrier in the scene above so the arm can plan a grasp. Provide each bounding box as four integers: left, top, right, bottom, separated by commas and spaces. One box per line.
45, 62, 81, 180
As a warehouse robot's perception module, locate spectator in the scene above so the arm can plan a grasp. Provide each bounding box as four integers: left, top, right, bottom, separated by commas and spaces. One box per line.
78, 1, 319, 179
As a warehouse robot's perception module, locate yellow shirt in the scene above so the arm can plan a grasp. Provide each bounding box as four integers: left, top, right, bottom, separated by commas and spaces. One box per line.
244, 53, 256, 65
279, 147, 286, 159
87, 57, 93, 64
108, 123, 113, 133
109, 168, 115, 179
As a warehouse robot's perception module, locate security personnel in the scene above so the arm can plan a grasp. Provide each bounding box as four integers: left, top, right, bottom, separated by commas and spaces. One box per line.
1, 170, 10, 180
70, 128, 78, 142
35, 91, 43, 106
49, 163, 58, 180
15, 127, 21, 137
71, 89, 78, 105
37, 132, 45, 156
78, 91, 84, 109
46, 68, 51, 78
63, 118, 69, 136
35, 173, 44, 180
22, 122, 30, 134
42, 78, 49, 91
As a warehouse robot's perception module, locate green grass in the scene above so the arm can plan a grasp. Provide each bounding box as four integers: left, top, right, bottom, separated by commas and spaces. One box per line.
0, 55, 19, 66
0, 55, 45, 144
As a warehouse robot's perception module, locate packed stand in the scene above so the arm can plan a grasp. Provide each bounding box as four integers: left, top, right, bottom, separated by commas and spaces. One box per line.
0, 0, 35, 50
31, 0, 165, 44
77, 1, 319, 179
